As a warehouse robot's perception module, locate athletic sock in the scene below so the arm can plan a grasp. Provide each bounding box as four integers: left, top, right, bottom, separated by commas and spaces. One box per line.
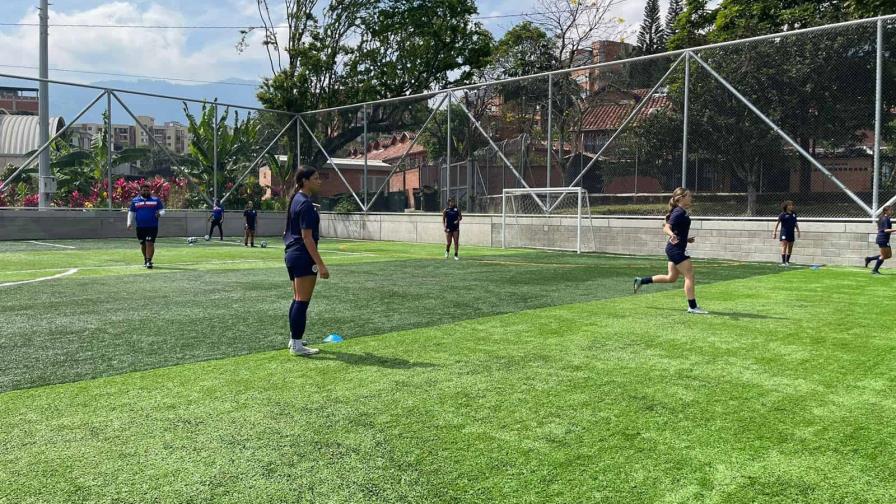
688, 299, 698, 309
786, 254, 792, 263
640, 277, 653, 285
874, 258, 885, 272
290, 300, 310, 341
781, 254, 786, 264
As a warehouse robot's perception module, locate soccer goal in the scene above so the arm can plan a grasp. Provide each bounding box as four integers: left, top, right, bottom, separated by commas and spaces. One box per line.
501, 187, 594, 254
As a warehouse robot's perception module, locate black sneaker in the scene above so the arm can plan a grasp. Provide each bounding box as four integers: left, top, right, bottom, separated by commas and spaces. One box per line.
633, 277, 643, 294
147, 261, 154, 270
871, 270, 882, 275
865, 257, 874, 268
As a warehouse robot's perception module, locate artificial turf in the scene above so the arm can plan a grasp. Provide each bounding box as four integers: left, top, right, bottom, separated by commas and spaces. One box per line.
0, 238, 893, 503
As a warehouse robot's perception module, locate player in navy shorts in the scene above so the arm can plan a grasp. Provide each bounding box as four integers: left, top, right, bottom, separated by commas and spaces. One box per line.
243, 201, 258, 247
865, 205, 895, 275
284, 167, 329, 356
443, 198, 462, 260
773, 200, 800, 266
208, 199, 224, 241
632, 187, 707, 314
126, 182, 165, 269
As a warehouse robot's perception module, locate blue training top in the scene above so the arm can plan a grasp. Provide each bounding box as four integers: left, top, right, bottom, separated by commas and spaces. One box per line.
666, 206, 691, 250
283, 192, 319, 251
129, 196, 164, 228
878, 216, 892, 244
211, 205, 224, 221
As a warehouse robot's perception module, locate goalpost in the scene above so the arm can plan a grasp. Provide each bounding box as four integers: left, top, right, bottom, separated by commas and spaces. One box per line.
501, 187, 594, 254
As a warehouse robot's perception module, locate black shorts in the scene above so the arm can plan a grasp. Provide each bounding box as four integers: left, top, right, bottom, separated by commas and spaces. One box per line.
245, 223, 256, 231
665, 244, 690, 265
285, 249, 318, 280
877, 239, 891, 249
445, 226, 459, 234
136, 227, 158, 244
779, 233, 795, 243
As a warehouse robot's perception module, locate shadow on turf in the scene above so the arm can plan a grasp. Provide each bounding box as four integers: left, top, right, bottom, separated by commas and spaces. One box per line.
645, 307, 787, 320
315, 351, 437, 370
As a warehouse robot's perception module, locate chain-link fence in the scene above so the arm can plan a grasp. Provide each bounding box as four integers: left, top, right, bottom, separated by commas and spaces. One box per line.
294, 14, 896, 218
0, 75, 297, 212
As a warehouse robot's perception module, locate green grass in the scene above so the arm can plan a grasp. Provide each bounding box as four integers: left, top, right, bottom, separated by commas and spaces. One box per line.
0, 238, 894, 502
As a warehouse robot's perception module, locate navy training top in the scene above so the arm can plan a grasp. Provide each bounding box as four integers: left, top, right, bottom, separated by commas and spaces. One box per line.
444, 206, 461, 230
778, 212, 798, 236
666, 206, 691, 250
284, 192, 319, 251
878, 216, 892, 243
244, 209, 258, 226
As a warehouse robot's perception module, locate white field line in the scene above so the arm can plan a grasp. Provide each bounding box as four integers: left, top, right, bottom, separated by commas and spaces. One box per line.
26, 241, 76, 249
0, 268, 79, 287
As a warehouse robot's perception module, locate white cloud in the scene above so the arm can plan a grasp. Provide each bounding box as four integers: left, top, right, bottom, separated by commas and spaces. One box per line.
0, 2, 275, 84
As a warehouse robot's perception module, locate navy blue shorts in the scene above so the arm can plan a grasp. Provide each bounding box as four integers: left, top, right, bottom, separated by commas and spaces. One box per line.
779, 233, 795, 243
445, 226, 459, 234
665, 244, 690, 265
877, 239, 891, 249
245, 223, 256, 231
136, 226, 158, 244
285, 249, 318, 280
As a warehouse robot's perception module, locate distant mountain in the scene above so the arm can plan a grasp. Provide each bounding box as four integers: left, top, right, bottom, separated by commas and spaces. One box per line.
0, 77, 266, 125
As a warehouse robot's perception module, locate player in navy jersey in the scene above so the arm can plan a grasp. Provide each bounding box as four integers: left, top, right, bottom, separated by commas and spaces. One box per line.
126, 182, 165, 269
283, 167, 329, 356
443, 198, 462, 260
243, 201, 258, 247
632, 187, 707, 314
865, 206, 895, 275
773, 200, 801, 266
208, 199, 224, 241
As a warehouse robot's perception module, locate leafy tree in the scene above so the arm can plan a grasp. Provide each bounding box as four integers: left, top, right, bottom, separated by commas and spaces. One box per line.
665, 0, 685, 45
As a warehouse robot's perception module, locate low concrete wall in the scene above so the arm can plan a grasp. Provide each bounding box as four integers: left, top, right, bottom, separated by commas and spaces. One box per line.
321, 212, 879, 267
1, 209, 879, 266
0, 209, 284, 240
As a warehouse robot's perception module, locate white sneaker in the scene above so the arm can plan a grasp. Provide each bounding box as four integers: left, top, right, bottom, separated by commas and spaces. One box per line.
444, 251, 449, 258
287, 339, 308, 349
778, 263, 787, 267
687, 307, 709, 315
290, 341, 320, 356
454, 255, 459, 261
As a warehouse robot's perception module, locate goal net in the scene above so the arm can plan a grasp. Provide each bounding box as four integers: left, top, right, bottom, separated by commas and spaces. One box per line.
501, 187, 594, 253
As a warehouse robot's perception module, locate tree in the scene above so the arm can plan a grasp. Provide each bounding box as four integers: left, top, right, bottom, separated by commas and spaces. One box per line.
665, 0, 684, 46
246, 0, 494, 172
667, 0, 716, 50
526, 0, 626, 69
637, 0, 666, 55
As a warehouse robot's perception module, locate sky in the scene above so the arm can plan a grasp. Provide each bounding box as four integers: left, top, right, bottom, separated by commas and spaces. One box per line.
0, 0, 675, 87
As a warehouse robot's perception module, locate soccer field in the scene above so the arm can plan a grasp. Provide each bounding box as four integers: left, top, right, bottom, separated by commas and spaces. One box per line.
0, 238, 894, 503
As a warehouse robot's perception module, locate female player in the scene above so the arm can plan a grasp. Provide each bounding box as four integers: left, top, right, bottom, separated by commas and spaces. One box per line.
284, 167, 329, 356
208, 199, 224, 241
772, 200, 800, 266
632, 187, 708, 314
865, 205, 895, 275
443, 198, 462, 260
243, 201, 258, 247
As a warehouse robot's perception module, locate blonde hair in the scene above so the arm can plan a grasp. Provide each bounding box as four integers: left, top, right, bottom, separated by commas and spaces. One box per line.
665, 187, 690, 222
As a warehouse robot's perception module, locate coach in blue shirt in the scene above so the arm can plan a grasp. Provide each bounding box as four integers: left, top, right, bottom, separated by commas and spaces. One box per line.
127, 182, 165, 269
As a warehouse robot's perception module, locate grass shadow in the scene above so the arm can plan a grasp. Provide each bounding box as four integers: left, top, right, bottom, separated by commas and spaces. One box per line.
644, 307, 787, 320
315, 351, 438, 370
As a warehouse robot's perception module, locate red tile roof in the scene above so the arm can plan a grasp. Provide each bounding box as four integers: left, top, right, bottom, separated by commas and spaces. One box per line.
349, 132, 427, 164
580, 93, 671, 132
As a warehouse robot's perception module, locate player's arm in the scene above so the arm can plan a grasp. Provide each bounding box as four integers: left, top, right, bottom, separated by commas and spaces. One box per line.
663, 222, 678, 244
458, 209, 463, 223
795, 221, 800, 237
772, 219, 780, 238
442, 210, 447, 227
301, 229, 328, 279
127, 201, 135, 230
156, 200, 165, 218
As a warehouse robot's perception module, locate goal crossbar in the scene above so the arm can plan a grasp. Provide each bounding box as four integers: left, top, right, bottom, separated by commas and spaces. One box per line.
501, 187, 588, 253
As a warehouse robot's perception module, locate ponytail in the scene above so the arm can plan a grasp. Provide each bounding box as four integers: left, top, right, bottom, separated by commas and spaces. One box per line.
665, 187, 690, 222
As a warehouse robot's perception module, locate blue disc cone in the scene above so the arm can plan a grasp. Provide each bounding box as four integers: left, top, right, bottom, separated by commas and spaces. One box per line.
324, 334, 343, 343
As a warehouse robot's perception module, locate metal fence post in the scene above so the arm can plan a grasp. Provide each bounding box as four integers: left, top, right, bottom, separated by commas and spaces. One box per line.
213, 102, 218, 203
107, 91, 113, 209
874, 19, 883, 215
682, 52, 690, 189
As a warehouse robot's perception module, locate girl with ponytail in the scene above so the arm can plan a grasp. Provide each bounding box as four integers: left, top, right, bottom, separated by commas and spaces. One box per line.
283, 166, 329, 356
632, 188, 708, 314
